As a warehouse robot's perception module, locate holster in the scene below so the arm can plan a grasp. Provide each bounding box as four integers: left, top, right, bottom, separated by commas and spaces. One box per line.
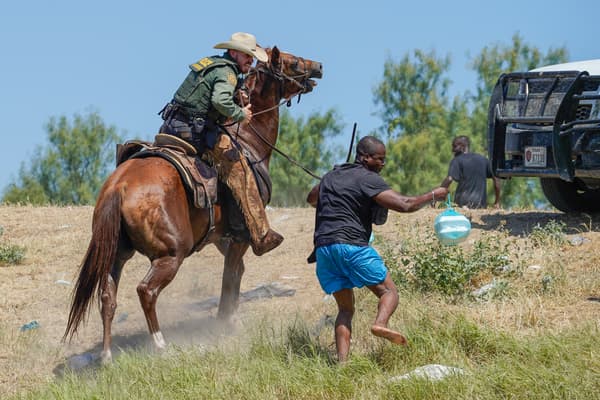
198, 118, 219, 149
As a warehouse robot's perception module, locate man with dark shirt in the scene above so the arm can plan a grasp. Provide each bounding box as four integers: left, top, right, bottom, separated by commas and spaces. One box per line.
441, 135, 501, 209
306, 136, 448, 363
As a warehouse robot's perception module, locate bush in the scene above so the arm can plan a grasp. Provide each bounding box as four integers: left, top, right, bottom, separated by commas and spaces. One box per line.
0, 225, 26, 266
529, 220, 567, 247
0, 242, 25, 266
387, 233, 511, 297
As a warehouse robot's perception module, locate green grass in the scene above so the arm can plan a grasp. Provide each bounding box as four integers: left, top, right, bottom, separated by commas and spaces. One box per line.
6, 212, 600, 399
9, 309, 600, 400
529, 220, 568, 248
380, 229, 516, 299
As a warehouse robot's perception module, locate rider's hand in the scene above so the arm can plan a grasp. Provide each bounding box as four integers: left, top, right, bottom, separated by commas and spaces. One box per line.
242, 104, 253, 125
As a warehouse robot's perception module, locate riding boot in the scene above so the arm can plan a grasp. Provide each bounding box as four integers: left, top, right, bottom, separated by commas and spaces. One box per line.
208, 134, 283, 256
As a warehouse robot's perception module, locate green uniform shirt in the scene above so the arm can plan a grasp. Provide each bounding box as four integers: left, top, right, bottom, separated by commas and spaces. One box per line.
173, 53, 246, 123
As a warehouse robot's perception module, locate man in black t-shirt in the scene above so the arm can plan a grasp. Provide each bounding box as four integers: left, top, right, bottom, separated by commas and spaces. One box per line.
306, 136, 448, 363
441, 135, 501, 209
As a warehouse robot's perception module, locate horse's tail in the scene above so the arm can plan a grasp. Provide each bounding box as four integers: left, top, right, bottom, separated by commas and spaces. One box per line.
63, 188, 122, 342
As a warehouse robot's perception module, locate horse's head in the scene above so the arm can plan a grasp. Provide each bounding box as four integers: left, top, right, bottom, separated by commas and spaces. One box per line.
248, 46, 323, 102
237, 47, 323, 157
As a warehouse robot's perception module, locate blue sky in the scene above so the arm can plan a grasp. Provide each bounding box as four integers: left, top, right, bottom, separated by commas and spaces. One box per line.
1, 0, 599, 192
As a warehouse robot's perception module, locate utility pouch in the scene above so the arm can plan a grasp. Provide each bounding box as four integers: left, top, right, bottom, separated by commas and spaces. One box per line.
191, 117, 206, 134
202, 119, 221, 149
163, 118, 192, 140
158, 102, 177, 121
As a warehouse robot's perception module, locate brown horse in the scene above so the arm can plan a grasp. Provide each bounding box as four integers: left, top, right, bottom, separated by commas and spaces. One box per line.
64, 47, 323, 363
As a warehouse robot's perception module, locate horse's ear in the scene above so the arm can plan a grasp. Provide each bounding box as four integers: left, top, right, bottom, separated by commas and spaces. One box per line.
270, 46, 280, 67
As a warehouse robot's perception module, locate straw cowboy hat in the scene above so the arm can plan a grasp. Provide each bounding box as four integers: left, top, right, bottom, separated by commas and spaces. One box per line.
214, 32, 268, 63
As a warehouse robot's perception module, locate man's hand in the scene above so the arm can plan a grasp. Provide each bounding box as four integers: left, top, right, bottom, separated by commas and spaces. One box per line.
241, 104, 253, 126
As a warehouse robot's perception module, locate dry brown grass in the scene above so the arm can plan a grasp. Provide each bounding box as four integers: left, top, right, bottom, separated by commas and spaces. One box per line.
1, 205, 599, 397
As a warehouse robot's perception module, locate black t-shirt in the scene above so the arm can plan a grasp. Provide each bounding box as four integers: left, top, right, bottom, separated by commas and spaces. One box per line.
448, 152, 494, 208
314, 162, 390, 247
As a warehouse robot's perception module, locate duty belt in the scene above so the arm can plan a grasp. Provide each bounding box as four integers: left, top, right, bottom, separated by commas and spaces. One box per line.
174, 110, 203, 124
178, 107, 204, 121
159, 101, 206, 123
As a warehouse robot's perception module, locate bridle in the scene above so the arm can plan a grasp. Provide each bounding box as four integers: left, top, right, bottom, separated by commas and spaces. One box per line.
244, 56, 314, 116
229, 56, 322, 180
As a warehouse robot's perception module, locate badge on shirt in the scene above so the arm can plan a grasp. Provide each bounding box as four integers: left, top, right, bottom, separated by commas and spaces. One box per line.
227, 72, 237, 86
190, 57, 214, 72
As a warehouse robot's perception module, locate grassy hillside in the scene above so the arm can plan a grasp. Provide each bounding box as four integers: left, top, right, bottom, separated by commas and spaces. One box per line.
1, 205, 599, 399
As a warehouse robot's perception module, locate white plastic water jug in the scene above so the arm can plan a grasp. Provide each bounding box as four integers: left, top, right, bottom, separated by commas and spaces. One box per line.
434, 201, 471, 246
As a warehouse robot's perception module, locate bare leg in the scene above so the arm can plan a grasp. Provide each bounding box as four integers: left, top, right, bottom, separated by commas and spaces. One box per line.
367, 272, 407, 345
332, 288, 355, 363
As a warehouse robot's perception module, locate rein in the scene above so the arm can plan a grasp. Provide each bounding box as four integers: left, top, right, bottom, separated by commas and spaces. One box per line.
247, 121, 322, 180
229, 60, 322, 181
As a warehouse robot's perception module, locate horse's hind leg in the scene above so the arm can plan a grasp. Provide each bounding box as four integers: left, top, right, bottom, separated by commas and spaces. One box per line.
216, 240, 249, 320
100, 244, 134, 364
136, 255, 184, 351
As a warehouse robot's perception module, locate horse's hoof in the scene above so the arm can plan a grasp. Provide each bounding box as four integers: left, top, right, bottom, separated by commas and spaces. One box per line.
100, 350, 113, 365
152, 331, 168, 351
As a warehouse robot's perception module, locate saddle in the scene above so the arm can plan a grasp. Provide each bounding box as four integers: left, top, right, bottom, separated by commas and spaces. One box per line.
116, 134, 217, 209
115, 134, 273, 211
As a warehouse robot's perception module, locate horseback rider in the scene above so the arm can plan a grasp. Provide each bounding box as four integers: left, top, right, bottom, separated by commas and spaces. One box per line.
158, 32, 283, 256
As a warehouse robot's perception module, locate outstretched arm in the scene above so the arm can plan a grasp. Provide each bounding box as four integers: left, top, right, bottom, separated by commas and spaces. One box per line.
374, 187, 448, 213
440, 175, 453, 188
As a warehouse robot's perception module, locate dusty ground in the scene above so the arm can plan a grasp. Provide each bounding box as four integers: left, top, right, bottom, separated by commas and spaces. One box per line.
1, 205, 599, 396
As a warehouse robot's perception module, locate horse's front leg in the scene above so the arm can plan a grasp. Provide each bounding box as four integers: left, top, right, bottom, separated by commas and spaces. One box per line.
137, 255, 183, 351
217, 240, 249, 319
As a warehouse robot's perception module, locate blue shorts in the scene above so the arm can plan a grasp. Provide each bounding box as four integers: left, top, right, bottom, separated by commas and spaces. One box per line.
315, 243, 388, 294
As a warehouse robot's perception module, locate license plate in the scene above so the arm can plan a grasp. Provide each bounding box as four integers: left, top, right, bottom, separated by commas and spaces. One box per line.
524, 146, 547, 167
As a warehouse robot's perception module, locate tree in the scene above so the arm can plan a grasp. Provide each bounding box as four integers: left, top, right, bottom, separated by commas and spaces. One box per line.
373, 49, 455, 140
269, 109, 344, 207
468, 33, 568, 209
2, 111, 123, 205
372, 50, 471, 195
371, 34, 569, 209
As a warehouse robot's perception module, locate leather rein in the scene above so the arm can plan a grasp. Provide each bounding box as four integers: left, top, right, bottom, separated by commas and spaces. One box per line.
232, 60, 322, 181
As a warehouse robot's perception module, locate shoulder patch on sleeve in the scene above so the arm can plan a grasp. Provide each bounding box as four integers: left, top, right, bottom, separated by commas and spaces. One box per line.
227, 72, 237, 86
190, 57, 214, 72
